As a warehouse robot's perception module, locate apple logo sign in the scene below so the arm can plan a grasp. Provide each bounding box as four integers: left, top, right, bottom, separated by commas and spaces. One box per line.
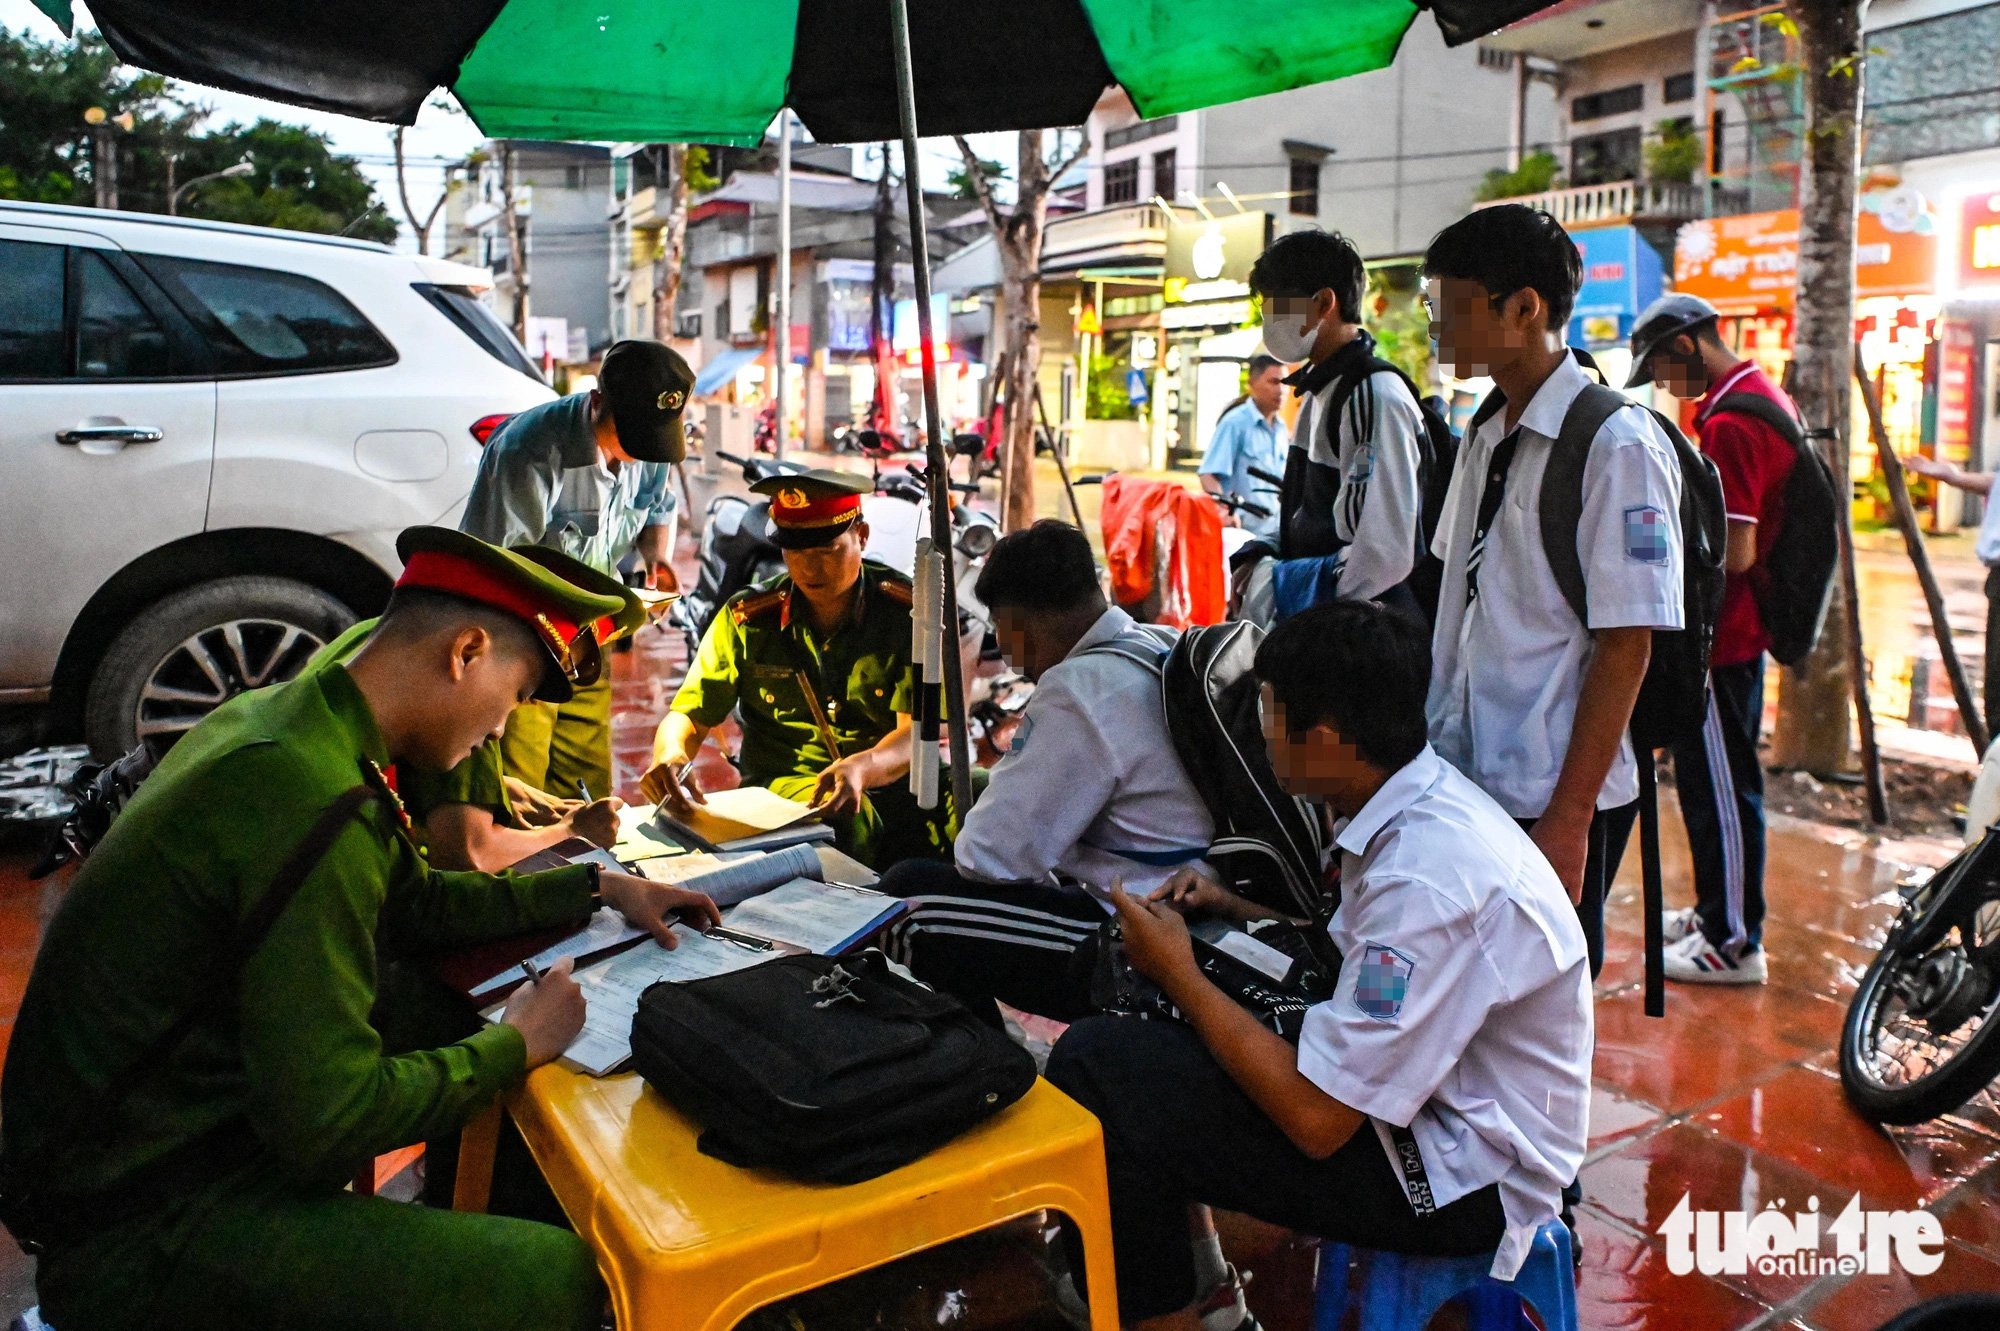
1192, 225, 1227, 280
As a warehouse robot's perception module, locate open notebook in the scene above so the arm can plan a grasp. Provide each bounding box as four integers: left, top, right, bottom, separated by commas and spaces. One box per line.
481, 844, 899, 1075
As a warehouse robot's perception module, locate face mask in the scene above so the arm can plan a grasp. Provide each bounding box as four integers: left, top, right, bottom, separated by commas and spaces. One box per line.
1261, 302, 1322, 363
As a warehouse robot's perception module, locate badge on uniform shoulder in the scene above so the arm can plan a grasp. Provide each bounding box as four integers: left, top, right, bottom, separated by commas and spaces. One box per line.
1353, 942, 1415, 1022
1623, 504, 1670, 565
1008, 714, 1034, 753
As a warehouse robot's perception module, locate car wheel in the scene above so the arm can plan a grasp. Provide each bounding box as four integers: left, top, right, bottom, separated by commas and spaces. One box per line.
85, 576, 355, 759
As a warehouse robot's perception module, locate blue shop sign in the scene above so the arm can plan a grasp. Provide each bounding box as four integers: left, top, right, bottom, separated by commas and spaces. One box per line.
1569, 225, 1663, 348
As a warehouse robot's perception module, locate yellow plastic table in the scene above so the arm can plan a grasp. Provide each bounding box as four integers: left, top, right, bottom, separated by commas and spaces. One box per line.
456, 1069, 1120, 1331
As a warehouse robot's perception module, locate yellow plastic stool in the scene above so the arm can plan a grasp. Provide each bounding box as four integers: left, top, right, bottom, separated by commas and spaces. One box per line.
457, 1070, 1120, 1331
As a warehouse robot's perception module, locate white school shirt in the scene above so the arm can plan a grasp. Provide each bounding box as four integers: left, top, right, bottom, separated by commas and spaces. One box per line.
1426, 353, 1684, 818
1297, 746, 1593, 1281
1292, 351, 1427, 601
954, 607, 1215, 899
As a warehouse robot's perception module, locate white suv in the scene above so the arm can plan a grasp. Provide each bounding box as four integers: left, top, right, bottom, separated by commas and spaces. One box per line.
0, 202, 556, 757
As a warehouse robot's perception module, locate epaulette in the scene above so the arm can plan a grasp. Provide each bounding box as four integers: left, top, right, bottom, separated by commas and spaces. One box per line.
730, 587, 789, 625
875, 572, 913, 607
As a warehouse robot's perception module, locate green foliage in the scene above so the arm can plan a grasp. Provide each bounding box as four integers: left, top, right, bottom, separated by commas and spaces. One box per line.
947, 155, 1006, 202
685, 145, 719, 194
1645, 120, 1703, 185
1474, 150, 1561, 203
1365, 267, 1432, 384
1086, 351, 1138, 421
0, 28, 396, 242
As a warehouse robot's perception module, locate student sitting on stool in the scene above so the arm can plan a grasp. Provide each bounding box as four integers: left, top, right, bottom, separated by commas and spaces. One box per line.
1045, 601, 1592, 1331
879, 520, 1214, 1027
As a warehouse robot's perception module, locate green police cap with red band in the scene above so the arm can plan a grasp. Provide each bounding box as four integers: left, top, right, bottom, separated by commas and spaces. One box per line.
393, 527, 626, 703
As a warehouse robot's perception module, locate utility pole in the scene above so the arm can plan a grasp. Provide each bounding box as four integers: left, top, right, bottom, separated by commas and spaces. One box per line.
870, 146, 897, 436
92, 123, 117, 209
501, 143, 530, 343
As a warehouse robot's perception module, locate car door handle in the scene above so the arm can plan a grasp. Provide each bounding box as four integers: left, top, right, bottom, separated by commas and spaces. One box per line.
56, 425, 164, 446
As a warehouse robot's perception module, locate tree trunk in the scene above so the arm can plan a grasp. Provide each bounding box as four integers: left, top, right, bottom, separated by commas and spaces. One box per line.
654, 144, 690, 338
1771, 0, 1865, 775
1000, 247, 1042, 532
392, 127, 427, 255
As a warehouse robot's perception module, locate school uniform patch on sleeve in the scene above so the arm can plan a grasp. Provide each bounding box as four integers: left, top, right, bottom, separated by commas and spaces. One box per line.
1353, 942, 1416, 1021
1623, 504, 1670, 565
1009, 714, 1034, 753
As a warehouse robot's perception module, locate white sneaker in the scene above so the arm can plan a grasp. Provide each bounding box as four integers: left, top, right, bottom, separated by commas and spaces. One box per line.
1663, 931, 1768, 985
1663, 907, 1701, 946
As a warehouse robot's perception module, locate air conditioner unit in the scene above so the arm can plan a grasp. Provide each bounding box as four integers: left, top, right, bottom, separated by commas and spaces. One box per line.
675, 313, 703, 339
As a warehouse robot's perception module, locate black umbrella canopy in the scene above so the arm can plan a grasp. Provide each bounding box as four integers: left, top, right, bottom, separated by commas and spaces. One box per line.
36, 0, 1564, 143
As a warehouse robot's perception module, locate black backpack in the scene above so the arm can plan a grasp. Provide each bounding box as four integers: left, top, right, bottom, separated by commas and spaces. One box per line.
1290, 357, 1460, 622
1082, 622, 1328, 920
1469, 359, 1727, 753
1706, 391, 1839, 667
628, 951, 1036, 1184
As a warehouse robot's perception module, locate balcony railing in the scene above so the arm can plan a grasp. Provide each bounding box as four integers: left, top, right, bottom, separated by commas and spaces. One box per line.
1042, 204, 1166, 262
1476, 179, 1716, 226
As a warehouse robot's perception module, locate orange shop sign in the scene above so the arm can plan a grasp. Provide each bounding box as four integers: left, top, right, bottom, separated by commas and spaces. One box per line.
1674, 209, 1936, 311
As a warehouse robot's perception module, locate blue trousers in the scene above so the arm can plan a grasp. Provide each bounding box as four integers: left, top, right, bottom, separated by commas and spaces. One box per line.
1670, 658, 1767, 954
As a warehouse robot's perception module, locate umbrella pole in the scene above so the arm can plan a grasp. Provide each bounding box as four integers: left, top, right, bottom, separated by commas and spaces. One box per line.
887, 0, 974, 817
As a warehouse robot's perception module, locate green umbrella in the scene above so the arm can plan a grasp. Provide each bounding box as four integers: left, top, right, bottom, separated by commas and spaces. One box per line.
38, 0, 1559, 810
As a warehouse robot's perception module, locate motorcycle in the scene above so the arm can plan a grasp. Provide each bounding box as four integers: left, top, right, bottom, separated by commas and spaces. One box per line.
1840, 826, 2000, 1124
672, 439, 1000, 671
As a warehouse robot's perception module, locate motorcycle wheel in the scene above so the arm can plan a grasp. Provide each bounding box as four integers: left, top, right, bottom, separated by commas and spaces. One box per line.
1841, 862, 2000, 1125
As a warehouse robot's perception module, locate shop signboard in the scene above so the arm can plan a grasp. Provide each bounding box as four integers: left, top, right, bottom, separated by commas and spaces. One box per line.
1938, 321, 1976, 464
1569, 225, 1663, 347
1674, 205, 1937, 312
1164, 211, 1272, 306
1956, 191, 2000, 294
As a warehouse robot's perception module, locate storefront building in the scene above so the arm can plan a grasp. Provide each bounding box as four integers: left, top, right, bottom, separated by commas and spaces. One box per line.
1155, 211, 1274, 471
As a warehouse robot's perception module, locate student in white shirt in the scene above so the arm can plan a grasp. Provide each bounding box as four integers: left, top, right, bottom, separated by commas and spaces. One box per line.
879, 521, 1215, 1027
1249, 229, 1428, 618
1420, 205, 1684, 975
1045, 602, 1591, 1330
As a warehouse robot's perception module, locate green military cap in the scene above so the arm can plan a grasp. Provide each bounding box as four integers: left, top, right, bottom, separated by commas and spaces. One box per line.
750, 468, 872, 549
395, 526, 626, 703
511, 544, 670, 646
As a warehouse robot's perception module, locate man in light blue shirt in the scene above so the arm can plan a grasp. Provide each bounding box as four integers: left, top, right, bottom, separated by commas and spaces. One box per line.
1197, 354, 1287, 540
461, 339, 692, 797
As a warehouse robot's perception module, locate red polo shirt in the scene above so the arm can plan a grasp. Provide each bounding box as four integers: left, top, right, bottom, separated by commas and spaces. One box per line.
1695, 361, 1800, 667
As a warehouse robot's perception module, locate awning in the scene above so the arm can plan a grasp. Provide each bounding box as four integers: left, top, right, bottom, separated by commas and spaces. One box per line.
694, 345, 761, 397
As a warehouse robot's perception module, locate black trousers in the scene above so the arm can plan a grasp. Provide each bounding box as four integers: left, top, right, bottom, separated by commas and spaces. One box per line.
1045, 1016, 1504, 1323
1670, 658, 1767, 954
1516, 800, 1637, 980
877, 858, 1105, 1028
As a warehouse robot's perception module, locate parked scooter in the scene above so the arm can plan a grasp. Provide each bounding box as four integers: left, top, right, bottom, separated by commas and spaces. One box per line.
1840, 825, 2000, 1124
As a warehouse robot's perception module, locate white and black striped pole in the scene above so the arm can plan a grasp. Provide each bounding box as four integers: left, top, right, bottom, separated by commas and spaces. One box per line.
910, 536, 944, 808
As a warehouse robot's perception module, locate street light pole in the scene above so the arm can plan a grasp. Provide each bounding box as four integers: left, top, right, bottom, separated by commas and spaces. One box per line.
170, 160, 254, 215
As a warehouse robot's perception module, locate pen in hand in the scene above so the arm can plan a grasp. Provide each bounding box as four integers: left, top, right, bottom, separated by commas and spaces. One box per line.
520, 957, 544, 986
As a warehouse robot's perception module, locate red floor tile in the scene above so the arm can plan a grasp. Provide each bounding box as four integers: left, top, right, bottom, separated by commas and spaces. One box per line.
1697, 1066, 2000, 1212
1581, 1121, 1859, 1309
1573, 1204, 1779, 1331
1593, 985, 1812, 1115
1797, 1239, 2000, 1331
1590, 1085, 1671, 1159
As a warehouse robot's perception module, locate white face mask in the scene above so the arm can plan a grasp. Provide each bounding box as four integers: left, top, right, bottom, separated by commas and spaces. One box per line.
1261, 300, 1322, 363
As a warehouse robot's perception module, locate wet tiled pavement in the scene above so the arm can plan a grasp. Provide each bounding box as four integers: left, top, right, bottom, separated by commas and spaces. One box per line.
3, 509, 1999, 1326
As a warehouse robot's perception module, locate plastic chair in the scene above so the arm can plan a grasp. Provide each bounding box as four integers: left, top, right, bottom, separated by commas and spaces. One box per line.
1312, 1219, 1576, 1331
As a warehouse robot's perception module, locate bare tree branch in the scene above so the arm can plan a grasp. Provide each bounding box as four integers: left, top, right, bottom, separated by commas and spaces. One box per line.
952, 133, 1007, 234
1047, 127, 1090, 193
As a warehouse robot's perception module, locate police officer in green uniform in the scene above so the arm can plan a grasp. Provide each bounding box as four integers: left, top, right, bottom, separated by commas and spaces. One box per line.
306, 545, 664, 872
641, 470, 946, 869
0, 527, 721, 1331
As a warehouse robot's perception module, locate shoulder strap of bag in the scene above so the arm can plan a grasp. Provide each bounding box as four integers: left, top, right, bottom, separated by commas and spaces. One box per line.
1710, 391, 1807, 451
101, 783, 376, 1117
1540, 383, 1631, 630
